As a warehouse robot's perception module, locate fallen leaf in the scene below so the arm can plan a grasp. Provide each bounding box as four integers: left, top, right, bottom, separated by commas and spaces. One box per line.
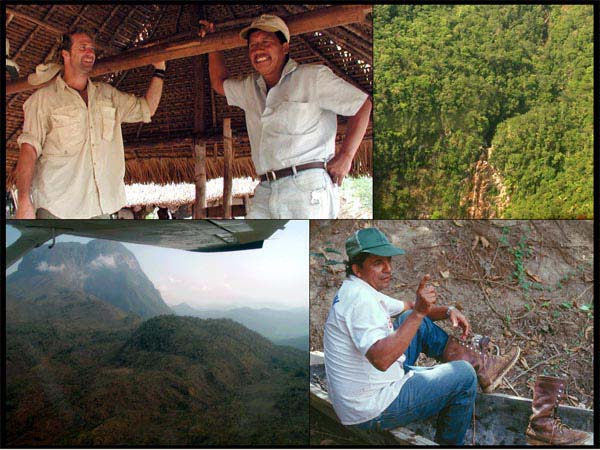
471, 236, 480, 250
519, 356, 529, 369
480, 236, 490, 248
453, 220, 464, 227
440, 270, 450, 279
525, 269, 542, 283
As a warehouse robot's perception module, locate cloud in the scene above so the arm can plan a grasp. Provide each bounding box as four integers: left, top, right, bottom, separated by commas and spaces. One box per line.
89, 254, 117, 269
36, 261, 66, 272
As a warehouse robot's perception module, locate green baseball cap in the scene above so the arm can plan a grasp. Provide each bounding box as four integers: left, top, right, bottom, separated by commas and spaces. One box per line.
346, 228, 405, 259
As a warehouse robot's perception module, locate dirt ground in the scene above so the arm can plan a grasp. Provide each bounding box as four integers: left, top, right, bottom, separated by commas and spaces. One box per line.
310, 220, 594, 426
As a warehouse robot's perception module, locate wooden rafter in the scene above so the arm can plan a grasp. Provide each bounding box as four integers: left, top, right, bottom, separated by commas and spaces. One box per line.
7, 4, 371, 95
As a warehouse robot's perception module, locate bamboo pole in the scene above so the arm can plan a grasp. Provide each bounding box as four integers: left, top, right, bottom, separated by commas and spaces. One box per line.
193, 141, 207, 219
223, 118, 233, 219
7, 4, 371, 95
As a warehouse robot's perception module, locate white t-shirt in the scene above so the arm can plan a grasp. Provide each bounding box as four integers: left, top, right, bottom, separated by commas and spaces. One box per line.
323, 275, 413, 425
223, 59, 368, 175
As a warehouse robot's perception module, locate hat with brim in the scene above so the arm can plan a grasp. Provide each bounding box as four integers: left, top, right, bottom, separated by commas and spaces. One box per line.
240, 14, 290, 43
346, 227, 405, 259
28, 63, 62, 86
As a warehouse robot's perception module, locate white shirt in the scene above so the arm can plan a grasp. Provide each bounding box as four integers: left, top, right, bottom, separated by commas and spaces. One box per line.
323, 275, 412, 425
223, 59, 368, 175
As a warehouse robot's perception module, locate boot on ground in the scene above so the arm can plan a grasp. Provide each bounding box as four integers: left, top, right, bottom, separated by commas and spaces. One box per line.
525, 375, 591, 446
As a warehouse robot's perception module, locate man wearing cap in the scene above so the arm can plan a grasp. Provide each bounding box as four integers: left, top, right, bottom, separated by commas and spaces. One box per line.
15, 28, 166, 219
199, 15, 371, 218
323, 227, 520, 445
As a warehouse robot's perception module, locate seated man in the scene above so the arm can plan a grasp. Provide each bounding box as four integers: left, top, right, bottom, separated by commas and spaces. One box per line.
323, 227, 520, 445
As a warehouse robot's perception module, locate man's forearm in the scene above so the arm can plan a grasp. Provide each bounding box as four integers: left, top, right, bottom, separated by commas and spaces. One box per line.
365, 310, 425, 371
208, 52, 229, 96
15, 143, 37, 218
145, 75, 163, 117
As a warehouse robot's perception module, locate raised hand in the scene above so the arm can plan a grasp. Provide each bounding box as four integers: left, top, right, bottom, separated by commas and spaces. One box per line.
414, 274, 437, 316
198, 20, 215, 38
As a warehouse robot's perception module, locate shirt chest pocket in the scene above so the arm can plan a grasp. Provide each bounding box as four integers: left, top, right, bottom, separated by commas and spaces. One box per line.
98, 104, 117, 141
265, 101, 320, 136
48, 106, 85, 156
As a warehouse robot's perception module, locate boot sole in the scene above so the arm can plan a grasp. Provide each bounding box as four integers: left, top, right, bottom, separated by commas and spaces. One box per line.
526, 435, 592, 446
482, 347, 521, 393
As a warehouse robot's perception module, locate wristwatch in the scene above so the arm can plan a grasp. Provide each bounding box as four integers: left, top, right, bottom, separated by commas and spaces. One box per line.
446, 306, 456, 318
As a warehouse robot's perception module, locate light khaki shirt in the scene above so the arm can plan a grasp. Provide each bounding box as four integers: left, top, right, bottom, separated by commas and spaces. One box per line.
17, 75, 151, 218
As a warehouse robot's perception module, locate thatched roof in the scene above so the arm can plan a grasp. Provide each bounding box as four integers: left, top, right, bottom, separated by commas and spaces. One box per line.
5, 4, 373, 189
124, 178, 258, 209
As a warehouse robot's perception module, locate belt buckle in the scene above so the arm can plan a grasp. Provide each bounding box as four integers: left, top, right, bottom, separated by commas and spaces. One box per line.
266, 170, 277, 182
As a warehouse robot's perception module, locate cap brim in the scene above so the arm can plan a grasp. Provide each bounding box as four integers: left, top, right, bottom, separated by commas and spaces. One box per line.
363, 244, 405, 257
240, 25, 286, 41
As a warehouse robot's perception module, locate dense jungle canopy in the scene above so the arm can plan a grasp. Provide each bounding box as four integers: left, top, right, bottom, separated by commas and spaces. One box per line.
374, 5, 593, 219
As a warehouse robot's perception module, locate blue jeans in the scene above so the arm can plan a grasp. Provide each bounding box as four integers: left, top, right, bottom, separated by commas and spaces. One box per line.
354, 311, 477, 445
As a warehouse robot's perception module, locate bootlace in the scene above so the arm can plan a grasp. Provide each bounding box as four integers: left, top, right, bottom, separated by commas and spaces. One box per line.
552, 384, 570, 432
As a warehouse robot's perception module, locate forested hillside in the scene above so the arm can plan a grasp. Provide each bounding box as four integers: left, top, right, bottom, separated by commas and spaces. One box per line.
374, 5, 593, 218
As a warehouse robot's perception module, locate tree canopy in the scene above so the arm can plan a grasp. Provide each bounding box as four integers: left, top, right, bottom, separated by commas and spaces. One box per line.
374, 5, 593, 218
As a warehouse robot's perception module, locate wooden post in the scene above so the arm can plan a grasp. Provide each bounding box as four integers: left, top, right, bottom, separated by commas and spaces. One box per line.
223, 118, 233, 219
243, 194, 251, 217
191, 4, 207, 219
194, 141, 207, 218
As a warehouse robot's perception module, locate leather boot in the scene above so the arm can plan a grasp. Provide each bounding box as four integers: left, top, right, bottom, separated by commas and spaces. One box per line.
525, 376, 591, 445
442, 335, 520, 393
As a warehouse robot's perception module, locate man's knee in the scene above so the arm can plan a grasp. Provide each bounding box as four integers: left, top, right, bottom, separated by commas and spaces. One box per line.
449, 360, 477, 393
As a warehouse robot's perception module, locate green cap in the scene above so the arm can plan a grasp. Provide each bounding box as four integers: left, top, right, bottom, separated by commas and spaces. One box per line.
345, 228, 405, 259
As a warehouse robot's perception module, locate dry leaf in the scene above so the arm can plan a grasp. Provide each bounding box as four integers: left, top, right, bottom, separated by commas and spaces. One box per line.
440, 270, 450, 279
453, 220, 464, 227
480, 236, 490, 248
471, 236, 480, 250
519, 356, 529, 369
525, 269, 542, 283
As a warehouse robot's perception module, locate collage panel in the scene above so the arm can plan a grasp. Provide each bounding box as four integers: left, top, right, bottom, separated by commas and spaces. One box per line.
5, 220, 309, 446
372, 4, 593, 219
3, 1, 596, 448
5, 4, 372, 220
309, 220, 594, 446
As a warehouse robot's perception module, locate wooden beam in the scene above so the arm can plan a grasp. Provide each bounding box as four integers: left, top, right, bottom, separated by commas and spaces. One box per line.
7, 4, 372, 95
223, 118, 233, 219
193, 141, 207, 219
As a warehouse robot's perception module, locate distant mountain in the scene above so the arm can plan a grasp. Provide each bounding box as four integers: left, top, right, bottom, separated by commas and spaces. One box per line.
171, 303, 308, 341
271, 335, 309, 351
6, 240, 173, 318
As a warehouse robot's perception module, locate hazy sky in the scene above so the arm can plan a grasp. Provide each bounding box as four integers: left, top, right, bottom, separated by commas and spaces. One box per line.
6, 221, 309, 310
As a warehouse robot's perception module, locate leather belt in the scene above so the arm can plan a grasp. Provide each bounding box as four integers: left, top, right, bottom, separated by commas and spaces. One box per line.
259, 162, 326, 182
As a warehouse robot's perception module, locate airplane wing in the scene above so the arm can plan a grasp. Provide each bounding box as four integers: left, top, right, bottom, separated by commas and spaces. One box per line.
6, 220, 288, 268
